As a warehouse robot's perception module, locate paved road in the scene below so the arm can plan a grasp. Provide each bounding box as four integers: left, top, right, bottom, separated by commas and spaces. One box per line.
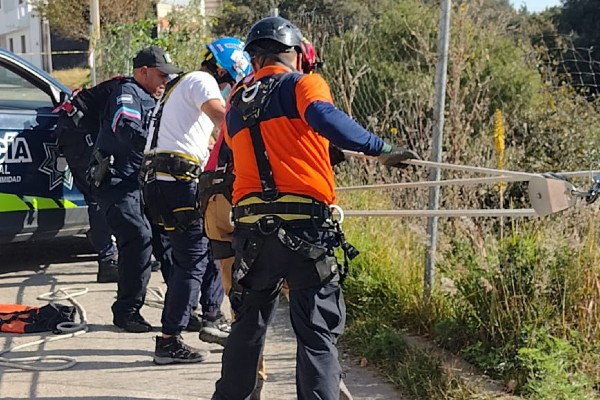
0, 236, 403, 399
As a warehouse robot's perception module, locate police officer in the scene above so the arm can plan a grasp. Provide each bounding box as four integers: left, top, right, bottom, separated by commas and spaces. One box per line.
56, 78, 122, 283
90, 46, 182, 333
142, 37, 251, 364
211, 17, 419, 400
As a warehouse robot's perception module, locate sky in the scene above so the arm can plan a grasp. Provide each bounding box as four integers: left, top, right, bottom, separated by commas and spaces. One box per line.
511, 0, 562, 12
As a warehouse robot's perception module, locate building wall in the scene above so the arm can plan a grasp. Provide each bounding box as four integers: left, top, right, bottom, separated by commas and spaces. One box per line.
0, 0, 49, 70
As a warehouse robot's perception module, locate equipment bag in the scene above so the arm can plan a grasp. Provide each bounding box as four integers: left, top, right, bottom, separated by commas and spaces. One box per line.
0, 303, 76, 334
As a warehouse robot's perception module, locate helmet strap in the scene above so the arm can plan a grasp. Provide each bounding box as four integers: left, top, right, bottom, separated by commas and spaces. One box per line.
203, 59, 234, 85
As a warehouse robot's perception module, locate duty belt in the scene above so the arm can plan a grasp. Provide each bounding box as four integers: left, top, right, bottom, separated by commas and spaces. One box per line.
149, 152, 202, 181
232, 195, 331, 224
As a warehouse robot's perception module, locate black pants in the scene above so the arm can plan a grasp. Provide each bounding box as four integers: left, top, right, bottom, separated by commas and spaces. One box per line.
96, 185, 152, 316
63, 144, 116, 262
147, 180, 223, 335
213, 225, 346, 400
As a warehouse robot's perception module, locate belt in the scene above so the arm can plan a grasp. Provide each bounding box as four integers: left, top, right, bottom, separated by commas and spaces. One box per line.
233, 194, 331, 224
149, 152, 202, 180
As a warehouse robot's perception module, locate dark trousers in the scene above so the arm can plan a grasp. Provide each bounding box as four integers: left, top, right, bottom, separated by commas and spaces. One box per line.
199, 257, 223, 317
153, 180, 223, 335
150, 222, 173, 283
65, 153, 116, 262
96, 185, 153, 316
214, 226, 346, 400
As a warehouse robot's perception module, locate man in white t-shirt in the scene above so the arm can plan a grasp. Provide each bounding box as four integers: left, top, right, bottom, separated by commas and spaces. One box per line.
141, 37, 251, 364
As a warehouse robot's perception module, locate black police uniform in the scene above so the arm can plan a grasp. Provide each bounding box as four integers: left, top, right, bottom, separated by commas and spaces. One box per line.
91, 78, 156, 323
56, 79, 122, 267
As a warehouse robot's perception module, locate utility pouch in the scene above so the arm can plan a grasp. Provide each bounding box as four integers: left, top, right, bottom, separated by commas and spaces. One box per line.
171, 207, 201, 232
231, 236, 264, 283
140, 154, 157, 185
197, 170, 234, 213
277, 228, 339, 285
86, 149, 113, 188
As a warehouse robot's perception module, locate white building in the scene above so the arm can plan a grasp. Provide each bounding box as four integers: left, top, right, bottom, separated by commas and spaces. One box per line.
0, 0, 52, 70
0, 0, 223, 72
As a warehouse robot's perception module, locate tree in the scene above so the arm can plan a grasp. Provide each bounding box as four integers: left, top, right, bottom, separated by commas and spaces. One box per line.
557, 0, 600, 50
31, 0, 156, 40
212, 0, 390, 37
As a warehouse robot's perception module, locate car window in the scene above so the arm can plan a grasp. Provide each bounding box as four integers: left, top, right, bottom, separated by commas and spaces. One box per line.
0, 62, 54, 110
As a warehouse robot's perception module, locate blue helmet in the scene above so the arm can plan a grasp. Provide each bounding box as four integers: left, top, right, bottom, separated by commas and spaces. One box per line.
203, 37, 252, 84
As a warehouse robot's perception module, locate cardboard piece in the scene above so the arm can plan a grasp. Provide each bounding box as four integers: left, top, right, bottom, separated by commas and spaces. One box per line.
528, 176, 576, 217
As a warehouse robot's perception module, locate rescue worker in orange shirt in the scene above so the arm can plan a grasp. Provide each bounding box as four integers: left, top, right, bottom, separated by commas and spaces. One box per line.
203, 37, 344, 400
211, 16, 419, 400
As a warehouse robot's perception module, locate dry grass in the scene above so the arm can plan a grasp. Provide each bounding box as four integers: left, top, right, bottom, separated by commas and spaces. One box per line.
51, 68, 91, 91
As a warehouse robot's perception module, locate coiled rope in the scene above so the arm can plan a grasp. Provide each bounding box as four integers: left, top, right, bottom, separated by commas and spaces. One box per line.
0, 285, 167, 372
0, 287, 88, 371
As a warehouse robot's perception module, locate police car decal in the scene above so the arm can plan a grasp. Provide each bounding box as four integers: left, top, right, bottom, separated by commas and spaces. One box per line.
0, 131, 32, 182
37, 139, 73, 191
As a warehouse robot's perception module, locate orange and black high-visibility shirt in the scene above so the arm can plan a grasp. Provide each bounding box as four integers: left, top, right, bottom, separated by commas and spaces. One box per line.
224, 65, 386, 205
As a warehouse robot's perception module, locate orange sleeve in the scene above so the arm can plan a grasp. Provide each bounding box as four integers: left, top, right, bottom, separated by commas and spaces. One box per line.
295, 73, 334, 121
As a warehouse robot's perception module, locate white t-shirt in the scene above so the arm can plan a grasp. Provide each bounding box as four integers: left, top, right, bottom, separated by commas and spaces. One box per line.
146, 71, 224, 177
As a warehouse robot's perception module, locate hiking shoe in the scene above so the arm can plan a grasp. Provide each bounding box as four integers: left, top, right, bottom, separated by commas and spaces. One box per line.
199, 312, 230, 346
153, 335, 208, 365
184, 312, 202, 332
97, 259, 119, 283
113, 312, 153, 333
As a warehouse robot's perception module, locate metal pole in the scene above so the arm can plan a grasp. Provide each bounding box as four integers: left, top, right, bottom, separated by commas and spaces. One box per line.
89, 0, 100, 86
424, 0, 451, 300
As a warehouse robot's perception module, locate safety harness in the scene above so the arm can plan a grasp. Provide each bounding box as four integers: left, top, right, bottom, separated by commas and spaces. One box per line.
142, 72, 203, 183
228, 73, 359, 282
141, 73, 204, 231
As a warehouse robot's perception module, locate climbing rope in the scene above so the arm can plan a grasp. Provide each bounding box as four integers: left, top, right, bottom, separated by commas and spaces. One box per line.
0, 287, 89, 371
339, 151, 600, 218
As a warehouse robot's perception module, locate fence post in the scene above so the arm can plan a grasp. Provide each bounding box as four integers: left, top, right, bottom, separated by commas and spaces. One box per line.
424, 0, 452, 300
89, 0, 100, 86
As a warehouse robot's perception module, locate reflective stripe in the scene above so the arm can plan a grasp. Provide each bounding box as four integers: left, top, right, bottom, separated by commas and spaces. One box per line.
23, 196, 59, 210
237, 214, 317, 224
59, 199, 78, 208
0, 193, 29, 212
235, 194, 325, 223
111, 106, 141, 132
0, 193, 81, 212
237, 194, 315, 206
154, 150, 201, 164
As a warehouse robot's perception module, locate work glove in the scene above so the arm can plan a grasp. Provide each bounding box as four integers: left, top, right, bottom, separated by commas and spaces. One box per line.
378, 145, 420, 169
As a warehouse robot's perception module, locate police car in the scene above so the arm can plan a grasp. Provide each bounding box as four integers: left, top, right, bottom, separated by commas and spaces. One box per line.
0, 48, 87, 243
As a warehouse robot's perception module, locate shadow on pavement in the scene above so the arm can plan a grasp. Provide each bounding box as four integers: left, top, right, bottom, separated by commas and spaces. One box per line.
0, 235, 96, 274
3, 398, 179, 400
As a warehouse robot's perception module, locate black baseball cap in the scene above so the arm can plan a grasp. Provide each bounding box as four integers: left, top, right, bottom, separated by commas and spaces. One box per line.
132, 45, 182, 74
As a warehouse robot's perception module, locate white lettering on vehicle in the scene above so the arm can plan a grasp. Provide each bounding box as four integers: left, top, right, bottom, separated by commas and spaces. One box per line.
0, 175, 21, 183
0, 132, 32, 164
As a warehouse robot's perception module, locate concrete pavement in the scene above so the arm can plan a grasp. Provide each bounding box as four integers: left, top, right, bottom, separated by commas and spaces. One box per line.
0, 236, 403, 399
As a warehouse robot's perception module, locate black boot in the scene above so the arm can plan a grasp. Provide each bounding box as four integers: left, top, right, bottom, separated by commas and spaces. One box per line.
97, 259, 118, 283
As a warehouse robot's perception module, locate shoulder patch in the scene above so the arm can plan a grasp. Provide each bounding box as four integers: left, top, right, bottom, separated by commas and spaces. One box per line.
117, 94, 134, 104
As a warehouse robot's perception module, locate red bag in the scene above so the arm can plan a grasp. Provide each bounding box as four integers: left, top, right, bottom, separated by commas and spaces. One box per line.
0, 303, 76, 334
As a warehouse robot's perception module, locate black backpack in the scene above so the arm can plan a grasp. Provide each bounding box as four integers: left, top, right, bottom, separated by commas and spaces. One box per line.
56, 76, 126, 168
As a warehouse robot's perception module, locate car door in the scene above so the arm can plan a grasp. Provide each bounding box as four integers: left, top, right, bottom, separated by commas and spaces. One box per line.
0, 49, 88, 242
